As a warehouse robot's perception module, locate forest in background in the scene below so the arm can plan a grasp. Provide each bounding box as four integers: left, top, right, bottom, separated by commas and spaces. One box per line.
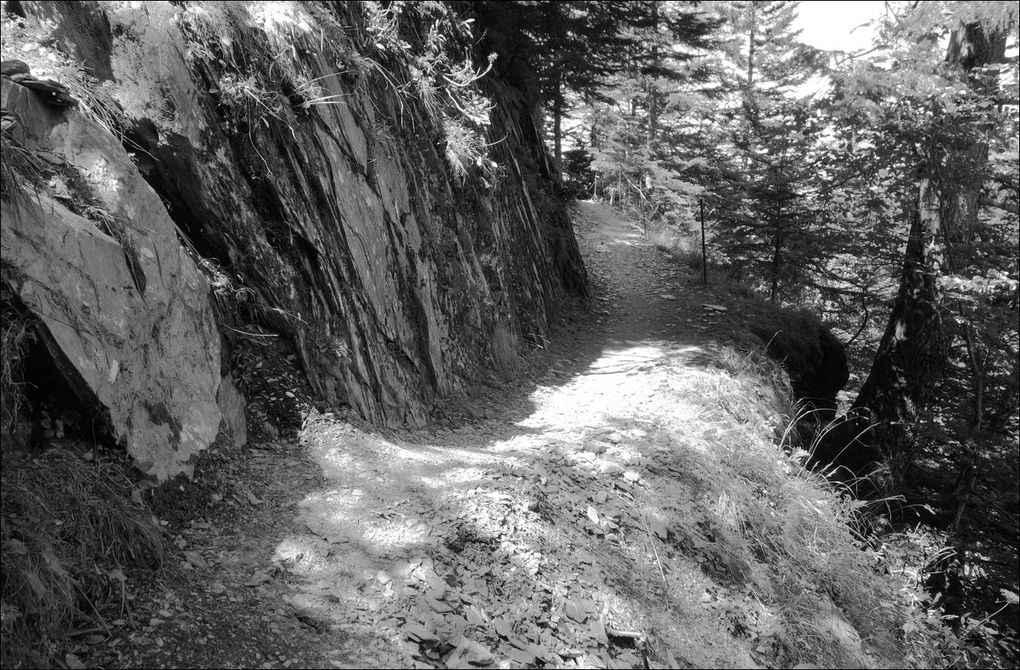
476, 0, 1018, 658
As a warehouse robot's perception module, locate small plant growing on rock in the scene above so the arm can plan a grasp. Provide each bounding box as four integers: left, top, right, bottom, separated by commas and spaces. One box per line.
360, 1, 502, 184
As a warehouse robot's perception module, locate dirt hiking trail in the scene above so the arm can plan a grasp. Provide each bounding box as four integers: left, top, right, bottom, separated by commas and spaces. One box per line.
95, 202, 872, 669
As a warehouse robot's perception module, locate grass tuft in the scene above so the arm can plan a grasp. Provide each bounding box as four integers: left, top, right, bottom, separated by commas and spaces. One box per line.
1, 447, 165, 668
0, 126, 47, 205
0, 283, 37, 443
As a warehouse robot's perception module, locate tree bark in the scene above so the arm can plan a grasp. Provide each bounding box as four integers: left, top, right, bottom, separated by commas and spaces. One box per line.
746, 2, 755, 89
851, 180, 950, 475
647, 1, 660, 149
848, 19, 1007, 486
770, 193, 782, 303
741, 3, 756, 172
552, 70, 562, 170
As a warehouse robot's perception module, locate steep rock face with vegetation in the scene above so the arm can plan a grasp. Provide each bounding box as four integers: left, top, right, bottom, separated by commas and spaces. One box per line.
1, 1, 586, 477
76, 1, 584, 423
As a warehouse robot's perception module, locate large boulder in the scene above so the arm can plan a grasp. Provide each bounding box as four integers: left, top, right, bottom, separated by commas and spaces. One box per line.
809, 414, 886, 495
746, 311, 850, 421
745, 310, 885, 488
1, 76, 244, 480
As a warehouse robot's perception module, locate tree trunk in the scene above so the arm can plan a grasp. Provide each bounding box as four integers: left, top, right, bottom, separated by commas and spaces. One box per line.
770, 193, 782, 303
851, 180, 950, 476
552, 71, 563, 171
647, 1, 660, 150
746, 3, 755, 89
741, 3, 756, 172
849, 20, 1006, 486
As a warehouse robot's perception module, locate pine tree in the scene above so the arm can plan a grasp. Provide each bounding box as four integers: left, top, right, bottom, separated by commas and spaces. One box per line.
719, 99, 821, 301
708, 0, 826, 301
587, 1, 722, 223
811, 9, 1020, 628
472, 1, 637, 168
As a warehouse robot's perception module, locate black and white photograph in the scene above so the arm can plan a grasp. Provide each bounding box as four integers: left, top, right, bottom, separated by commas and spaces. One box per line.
1, 1, 1017, 668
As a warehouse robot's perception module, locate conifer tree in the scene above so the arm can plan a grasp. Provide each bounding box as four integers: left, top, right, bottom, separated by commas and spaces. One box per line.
472, 1, 636, 168
708, 0, 826, 301
587, 2, 721, 221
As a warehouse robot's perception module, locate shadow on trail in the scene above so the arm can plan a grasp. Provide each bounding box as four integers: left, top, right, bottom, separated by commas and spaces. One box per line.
259, 201, 782, 666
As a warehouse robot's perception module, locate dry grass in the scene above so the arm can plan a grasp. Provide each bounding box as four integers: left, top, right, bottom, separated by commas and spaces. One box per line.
0, 447, 166, 668
0, 9, 126, 142
0, 128, 47, 205
359, 1, 500, 181
442, 116, 501, 184
0, 289, 36, 440
652, 343, 956, 667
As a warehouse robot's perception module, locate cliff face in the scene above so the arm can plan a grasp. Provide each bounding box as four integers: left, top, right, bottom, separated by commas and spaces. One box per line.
0, 1, 586, 478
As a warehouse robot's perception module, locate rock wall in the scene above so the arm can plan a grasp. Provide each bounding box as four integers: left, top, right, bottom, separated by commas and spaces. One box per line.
1, 1, 585, 475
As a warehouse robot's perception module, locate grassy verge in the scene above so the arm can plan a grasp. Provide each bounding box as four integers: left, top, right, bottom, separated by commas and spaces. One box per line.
649, 335, 962, 667
0, 447, 165, 668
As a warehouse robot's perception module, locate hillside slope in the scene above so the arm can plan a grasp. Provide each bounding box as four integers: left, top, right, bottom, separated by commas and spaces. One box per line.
84, 202, 943, 670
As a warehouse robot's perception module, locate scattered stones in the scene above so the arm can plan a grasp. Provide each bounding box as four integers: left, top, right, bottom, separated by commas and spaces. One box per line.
183, 551, 207, 569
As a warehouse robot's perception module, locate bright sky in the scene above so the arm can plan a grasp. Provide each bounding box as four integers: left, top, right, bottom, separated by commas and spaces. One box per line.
794, 0, 886, 53
792, 1, 889, 97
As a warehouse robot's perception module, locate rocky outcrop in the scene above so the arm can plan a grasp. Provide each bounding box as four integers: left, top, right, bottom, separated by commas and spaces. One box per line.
747, 311, 850, 420
745, 310, 884, 485
0, 76, 242, 480
8, 1, 585, 427
2, 1, 586, 475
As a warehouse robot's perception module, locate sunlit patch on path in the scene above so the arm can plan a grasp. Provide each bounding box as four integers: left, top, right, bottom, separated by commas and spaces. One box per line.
273, 202, 807, 668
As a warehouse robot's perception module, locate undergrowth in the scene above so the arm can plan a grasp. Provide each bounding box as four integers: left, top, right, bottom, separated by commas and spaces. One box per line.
0, 447, 165, 669
0, 128, 46, 206
620, 216, 991, 666
0, 10, 127, 139
639, 200, 1019, 667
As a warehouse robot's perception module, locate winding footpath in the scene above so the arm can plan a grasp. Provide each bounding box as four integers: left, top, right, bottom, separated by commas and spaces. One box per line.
101, 202, 838, 670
